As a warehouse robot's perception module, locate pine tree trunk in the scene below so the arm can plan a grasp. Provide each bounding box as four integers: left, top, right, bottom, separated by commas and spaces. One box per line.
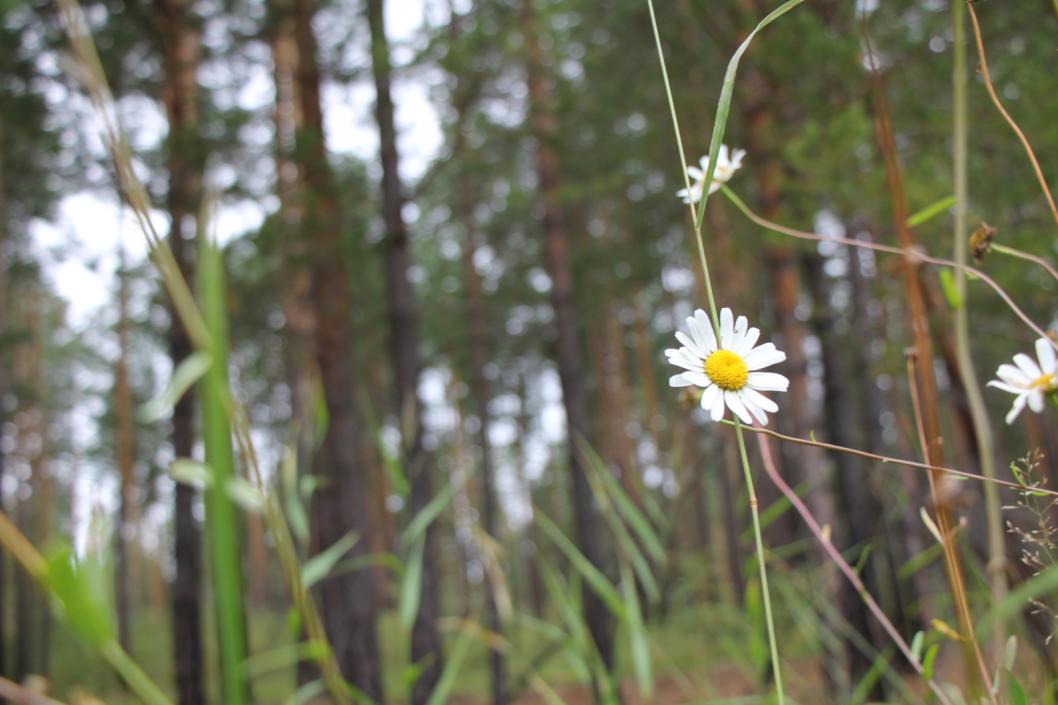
287, 0, 384, 695
804, 252, 887, 702
115, 258, 135, 655
520, 0, 614, 675
155, 0, 205, 699
448, 10, 505, 695
0, 116, 7, 679
365, 3, 444, 701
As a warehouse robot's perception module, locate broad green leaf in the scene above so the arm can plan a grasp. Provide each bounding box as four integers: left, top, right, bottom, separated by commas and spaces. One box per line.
44, 544, 115, 648
302, 532, 359, 589
1007, 670, 1028, 705
139, 350, 212, 423
922, 644, 940, 680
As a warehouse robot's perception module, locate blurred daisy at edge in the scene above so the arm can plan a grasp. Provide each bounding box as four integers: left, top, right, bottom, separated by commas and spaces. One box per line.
988, 337, 1058, 424
676, 145, 745, 204
667, 307, 788, 425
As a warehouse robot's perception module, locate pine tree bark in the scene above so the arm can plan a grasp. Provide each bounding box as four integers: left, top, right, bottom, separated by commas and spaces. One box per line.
286, 0, 384, 695
804, 252, 886, 702
447, 7, 504, 697
0, 116, 7, 679
519, 0, 614, 674
365, 2, 444, 701
115, 257, 135, 654
155, 0, 205, 699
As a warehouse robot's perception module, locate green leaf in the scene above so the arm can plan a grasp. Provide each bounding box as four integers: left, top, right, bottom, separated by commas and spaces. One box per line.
619, 560, 653, 697
399, 533, 426, 632
909, 631, 924, 663
43, 544, 115, 648
922, 644, 940, 680
169, 459, 214, 489
907, 195, 956, 228
400, 468, 474, 549
1007, 670, 1028, 705
302, 533, 359, 589
226, 477, 265, 512
424, 625, 474, 705
536, 512, 626, 620
690, 0, 807, 229
938, 269, 963, 310
358, 393, 409, 498
139, 350, 212, 423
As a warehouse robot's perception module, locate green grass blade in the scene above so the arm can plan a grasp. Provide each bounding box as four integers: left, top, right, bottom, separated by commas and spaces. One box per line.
198, 230, 249, 705
400, 468, 474, 549
692, 0, 806, 231
424, 625, 475, 705
399, 533, 426, 631
907, 195, 956, 227
302, 532, 360, 589
138, 350, 211, 423
536, 512, 626, 620
619, 560, 653, 697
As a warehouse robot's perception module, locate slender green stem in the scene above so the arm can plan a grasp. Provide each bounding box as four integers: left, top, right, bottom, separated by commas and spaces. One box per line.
952, 0, 1007, 651
990, 242, 1058, 283
101, 640, 174, 705
646, 0, 719, 328
646, 3, 786, 700
734, 421, 784, 703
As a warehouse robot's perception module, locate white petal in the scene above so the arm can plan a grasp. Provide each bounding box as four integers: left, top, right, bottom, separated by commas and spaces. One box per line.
730, 315, 748, 351
1014, 353, 1042, 379
719, 308, 734, 349
681, 371, 711, 387
743, 387, 779, 414
1036, 338, 1057, 374
710, 389, 726, 421
666, 349, 702, 372
744, 344, 787, 371
747, 371, 790, 392
725, 390, 754, 424
738, 391, 769, 425
730, 148, 745, 169
698, 155, 710, 171
1005, 393, 1028, 424
1028, 389, 1045, 413
687, 166, 703, 181
686, 314, 711, 354
736, 327, 761, 356
996, 364, 1030, 387
675, 331, 705, 358
987, 381, 1024, 395
670, 373, 694, 388
701, 383, 720, 413
717, 145, 729, 165
693, 309, 718, 352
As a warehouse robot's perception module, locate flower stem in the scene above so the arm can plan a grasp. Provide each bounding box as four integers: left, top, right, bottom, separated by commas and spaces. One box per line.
734, 420, 784, 704
646, 2, 785, 700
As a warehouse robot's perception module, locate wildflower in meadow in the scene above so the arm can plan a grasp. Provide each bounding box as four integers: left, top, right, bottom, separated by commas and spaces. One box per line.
667, 307, 788, 425
676, 145, 745, 204
988, 337, 1058, 424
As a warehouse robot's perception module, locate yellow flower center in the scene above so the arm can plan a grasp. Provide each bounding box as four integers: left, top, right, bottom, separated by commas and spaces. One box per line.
704, 349, 748, 391
1029, 373, 1058, 391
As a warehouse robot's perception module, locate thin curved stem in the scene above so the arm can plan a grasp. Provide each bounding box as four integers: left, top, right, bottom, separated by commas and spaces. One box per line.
754, 433, 955, 705
991, 242, 1058, 284
967, 1, 1058, 228
722, 421, 1058, 499
720, 185, 1057, 350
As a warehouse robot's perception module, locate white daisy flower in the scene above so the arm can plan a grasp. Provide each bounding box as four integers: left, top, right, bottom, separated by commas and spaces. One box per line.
676, 145, 746, 204
666, 307, 789, 425
987, 337, 1058, 424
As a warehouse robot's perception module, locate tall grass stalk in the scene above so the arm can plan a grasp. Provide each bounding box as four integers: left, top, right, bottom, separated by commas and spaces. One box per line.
198, 217, 250, 705
646, 2, 807, 702
53, 2, 355, 701
950, 0, 1007, 654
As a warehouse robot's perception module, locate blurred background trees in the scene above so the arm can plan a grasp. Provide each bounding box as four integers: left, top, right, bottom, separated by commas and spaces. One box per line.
1, 0, 1058, 703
